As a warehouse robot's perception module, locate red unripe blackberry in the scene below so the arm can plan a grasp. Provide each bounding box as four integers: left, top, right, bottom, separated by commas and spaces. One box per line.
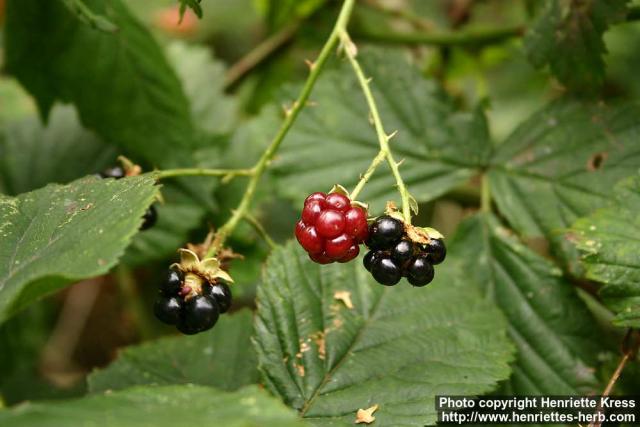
296, 190, 368, 264
325, 233, 354, 260
302, 200, 323, 224
316, 210, 345, 238
305, 192, 327, 205
309, 251, 332, 264
295, 221, 323, 254
344, 207, 368, 242
338, 244, 360, 263
325, 193, 350, 211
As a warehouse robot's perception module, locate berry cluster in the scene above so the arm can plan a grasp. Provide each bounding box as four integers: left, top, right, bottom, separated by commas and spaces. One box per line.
154, 268, 232, 335
364, 215, 446, 287
295, 191, 368, 264
99, 166, 157, 230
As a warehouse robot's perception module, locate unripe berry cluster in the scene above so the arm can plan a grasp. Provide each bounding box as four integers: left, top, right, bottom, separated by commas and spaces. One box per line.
154, 268, 232, 335
364, 215, 446, 287
295, 191, 368, 264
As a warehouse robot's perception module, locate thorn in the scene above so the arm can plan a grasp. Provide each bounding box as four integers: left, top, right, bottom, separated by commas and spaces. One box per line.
304, 59, 316, 71
365, 77, 373, 84
397, 158, 405, 167
387, 130, 398, 140
282, 101, 297, 117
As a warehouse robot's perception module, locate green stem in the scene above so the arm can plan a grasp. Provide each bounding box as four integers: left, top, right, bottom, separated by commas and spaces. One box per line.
353, 25, 523, 47
242, 212, 278, 250
480, 173, 491, 213
153, 167, 254, 180
341, 31, 412, 223
204, 0, 357, 258
350, 149, 386, 200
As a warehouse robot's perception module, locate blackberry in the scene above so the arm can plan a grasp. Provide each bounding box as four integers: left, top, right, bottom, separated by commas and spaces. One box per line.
367, 216, 403, 249
364, 215, 444, 287
205, 282, 232, 314
160, 268, 183, 296
363, 250, 379, 272
370, 256, 402, 286
140, 205, 158, 230
391, 239, 414, 264
424, 239, 446, 265
405, 255, 434, 287
99, 166, 125, 179
154, 296, 182, 325
180, 295, 219, 334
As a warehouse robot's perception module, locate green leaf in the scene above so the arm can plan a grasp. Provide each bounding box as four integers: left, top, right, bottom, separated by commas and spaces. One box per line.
5, 0, 202, 168
0, 176, 158, 324
0, 105, 115, 196
273, 49, 492, 212
449, 213, 603, 394
572, 175, 640, 328
0, 77, 35, 124
488, 99, 640, 268
123, 182, 207, 266
88, 309, 258, 392
524, 0, 628, 92
178, 0, 203, 19
254, 241, 514, 426
0, 385, 307, 427
166, 41, 237, 134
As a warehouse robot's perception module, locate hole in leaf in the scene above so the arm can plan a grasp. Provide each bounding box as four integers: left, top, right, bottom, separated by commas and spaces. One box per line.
587, 152, 608, 171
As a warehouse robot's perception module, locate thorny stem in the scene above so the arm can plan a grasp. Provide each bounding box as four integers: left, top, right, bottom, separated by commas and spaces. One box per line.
340, 31, 412, 224
203, 0, 357, 258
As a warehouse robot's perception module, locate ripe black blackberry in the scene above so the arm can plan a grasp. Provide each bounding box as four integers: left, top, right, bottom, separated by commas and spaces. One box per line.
98, 165, 158, 231
153, 267, 232, 334
363, 215, 445, 287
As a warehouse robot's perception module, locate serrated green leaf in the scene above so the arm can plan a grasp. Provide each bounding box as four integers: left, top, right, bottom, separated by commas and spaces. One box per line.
5, 0, 203, 168
449, 213, 602, 394
123, 182, 207, 266
488, 99, 640, 269
88, 309, 258, 392
178, 0, 202, 19
0, 385, 307, 427
272, 49, 492, 213
166, 41, 238, 134
0, 176, 158, 324
254, 241, 513, 426
0, 105, 115, 196
572, 175, 640, 327
524, 0, 628, 92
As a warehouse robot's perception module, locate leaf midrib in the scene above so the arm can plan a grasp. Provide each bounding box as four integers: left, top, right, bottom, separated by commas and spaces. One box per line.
298, 286, 388, 417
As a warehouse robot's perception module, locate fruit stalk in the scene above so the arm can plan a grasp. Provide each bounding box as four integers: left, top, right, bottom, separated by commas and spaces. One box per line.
340, 31, 413, 224
203, 0, 357, 258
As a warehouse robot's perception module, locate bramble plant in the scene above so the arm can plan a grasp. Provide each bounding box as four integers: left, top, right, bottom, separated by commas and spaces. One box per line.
1, 0, 640, 426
